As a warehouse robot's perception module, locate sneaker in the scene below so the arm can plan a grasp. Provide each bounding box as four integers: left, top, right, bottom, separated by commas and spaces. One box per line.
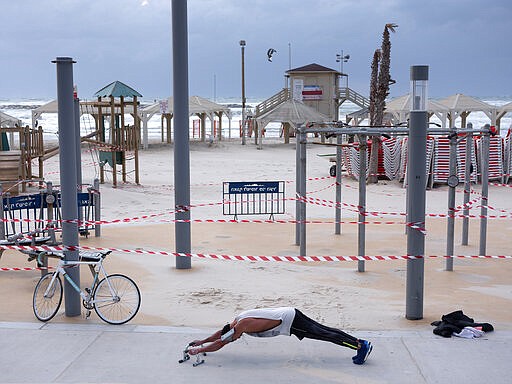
352, 340, 372, 365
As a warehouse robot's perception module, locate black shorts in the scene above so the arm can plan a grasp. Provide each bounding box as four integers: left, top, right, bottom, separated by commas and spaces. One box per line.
290, 309, 359, 350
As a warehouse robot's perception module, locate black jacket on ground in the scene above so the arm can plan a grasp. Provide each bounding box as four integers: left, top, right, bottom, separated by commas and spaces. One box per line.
430, 310, 494, 338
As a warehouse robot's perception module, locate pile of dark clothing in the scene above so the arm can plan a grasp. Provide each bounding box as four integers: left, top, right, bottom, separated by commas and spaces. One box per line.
431, 310, 494, 338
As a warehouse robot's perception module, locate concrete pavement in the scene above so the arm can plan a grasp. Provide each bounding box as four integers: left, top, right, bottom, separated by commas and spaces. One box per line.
0, 321, 510, 384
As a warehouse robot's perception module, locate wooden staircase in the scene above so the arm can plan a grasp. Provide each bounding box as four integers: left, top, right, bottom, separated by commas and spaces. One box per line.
255, 88, 290, 117
337, 87, 370, 109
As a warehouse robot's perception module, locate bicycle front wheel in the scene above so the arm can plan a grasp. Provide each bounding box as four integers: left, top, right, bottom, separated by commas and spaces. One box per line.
93, 274, 141, 324
33, 273, 63, 322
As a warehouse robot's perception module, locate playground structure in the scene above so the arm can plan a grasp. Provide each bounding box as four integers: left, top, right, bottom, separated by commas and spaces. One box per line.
80, 81, 142, 187
31, 81, 143, 188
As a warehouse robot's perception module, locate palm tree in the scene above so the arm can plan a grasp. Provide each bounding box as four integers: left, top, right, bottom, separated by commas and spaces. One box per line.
368, 23, 398, 184
369, 49, 381, 127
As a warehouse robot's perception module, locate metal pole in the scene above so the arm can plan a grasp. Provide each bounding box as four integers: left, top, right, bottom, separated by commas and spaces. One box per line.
172, 0, 191, 269
0, 184, 4, 240
240, 41, 246, 145
335, 133, 342, 235
461, 124, 472, 245
406, 65, 428, 320
406, 110, 428, 319
299, 129, 307, 257
53, 57, 80, 317
479, 127, 490, 256
295, 128, 300, 245
445, 128, 457, 271
74, 98, 82, 191
93, 178, 101, 237
357, 136, 366, 272
74, 97, 83, 233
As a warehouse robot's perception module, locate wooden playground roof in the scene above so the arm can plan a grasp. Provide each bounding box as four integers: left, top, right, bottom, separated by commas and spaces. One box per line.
93, 80, 142, 98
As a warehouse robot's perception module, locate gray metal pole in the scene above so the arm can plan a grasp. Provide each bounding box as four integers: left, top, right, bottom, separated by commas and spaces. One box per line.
241, 43, 246, 145
0, 184, 4, 240
74, 98, 83, 232
479, 127, 490, 256
335, 134, 342, 235
405, 64, 429, 320
357, 136, 367, 272
93, 178, 101, 237
74, 98, 82, 191
172, 0, 191, 269
53, 57, 80, 317
445, 128, 457, 271
406, 109, 428, 320
299, 129, 307, 257
461, 124, 472, 245
295, 129, 300, 245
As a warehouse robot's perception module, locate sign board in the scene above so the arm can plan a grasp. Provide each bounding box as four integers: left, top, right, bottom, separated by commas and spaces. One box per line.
302, 85, 323, 100
227, 181, 280, 194
1, 192, 96, 237
292, 79, 303, 101
223, 181, 285, 219
3, 193, 92, 210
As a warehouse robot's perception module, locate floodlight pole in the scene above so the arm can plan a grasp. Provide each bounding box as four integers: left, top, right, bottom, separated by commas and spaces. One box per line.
53, 57, 80, 316
406, 65, 428, 320
172, 0, 191, 269
240, 40, 246, 145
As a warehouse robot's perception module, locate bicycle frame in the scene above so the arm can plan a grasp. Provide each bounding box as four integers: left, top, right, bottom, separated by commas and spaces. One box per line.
42, 257, 113, 305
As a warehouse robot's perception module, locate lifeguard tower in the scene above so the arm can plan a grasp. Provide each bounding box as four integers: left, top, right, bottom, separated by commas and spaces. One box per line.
254, 63, 370, 141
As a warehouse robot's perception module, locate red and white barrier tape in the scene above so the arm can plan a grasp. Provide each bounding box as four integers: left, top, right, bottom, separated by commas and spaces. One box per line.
298, 195, 512, 219
1, 245, 510, 272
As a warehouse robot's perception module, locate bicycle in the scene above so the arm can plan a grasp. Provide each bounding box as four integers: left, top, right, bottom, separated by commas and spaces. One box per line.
33, 248, 141, 324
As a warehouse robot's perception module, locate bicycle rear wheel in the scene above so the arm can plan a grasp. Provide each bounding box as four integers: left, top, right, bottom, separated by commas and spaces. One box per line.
33, 273, 63, 322
93, 274, 141, 324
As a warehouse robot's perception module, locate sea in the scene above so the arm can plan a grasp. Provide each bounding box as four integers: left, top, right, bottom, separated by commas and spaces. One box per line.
1, 96, 511, 144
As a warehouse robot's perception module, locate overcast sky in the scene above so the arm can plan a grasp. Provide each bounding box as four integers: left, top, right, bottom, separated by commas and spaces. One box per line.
1, 0, 510, 101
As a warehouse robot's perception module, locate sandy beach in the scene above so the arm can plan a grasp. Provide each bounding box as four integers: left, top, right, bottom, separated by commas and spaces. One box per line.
1, 138, 511, 332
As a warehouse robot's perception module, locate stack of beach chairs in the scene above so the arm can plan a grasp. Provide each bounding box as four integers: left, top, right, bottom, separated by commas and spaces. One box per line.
505, 131, 511, 184
401, 137, 435, 188
341, 143, 369, 181
430, 137, 477, 186
431, 137, 452, 184
340, 134, 508, 187
456, 136, 479, 184
382, 138, 402, 180
476, 136, 504, 183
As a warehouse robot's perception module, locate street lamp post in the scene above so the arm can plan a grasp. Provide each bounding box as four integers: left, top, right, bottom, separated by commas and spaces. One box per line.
240, 40, 246, 145
336, 51, 350, 88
